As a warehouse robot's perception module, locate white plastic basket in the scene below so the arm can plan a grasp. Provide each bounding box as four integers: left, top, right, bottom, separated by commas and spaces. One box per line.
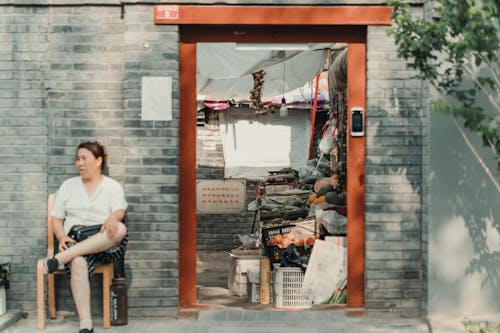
273, 266, 312, 309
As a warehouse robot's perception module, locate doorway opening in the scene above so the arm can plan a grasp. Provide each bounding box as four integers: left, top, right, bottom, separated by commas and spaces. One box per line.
178, 24, 367, 310
157, 5, 393, 311
194, 42, 350, 310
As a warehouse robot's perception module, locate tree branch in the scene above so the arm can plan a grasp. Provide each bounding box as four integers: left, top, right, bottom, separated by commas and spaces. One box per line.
479, 54, 500, 88
452, 117, 500, 193
463, 66, 500, 114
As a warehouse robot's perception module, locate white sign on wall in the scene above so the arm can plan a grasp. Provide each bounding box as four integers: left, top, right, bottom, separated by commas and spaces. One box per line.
219, 107, 310, 179
196, 179, 246, 214
141, 76, 172, 121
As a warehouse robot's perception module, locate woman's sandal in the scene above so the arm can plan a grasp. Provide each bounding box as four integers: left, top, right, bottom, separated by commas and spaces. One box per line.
79, 329, 93, 333
44, 257, 59, 273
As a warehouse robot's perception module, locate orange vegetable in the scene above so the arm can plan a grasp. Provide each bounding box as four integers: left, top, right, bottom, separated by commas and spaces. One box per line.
306, 237, 316, 246
268, 239, 277, 246
274, 234, 283, 244
314, 195, 326, 204
293, 238, 305, 246
307, 193, 317, 205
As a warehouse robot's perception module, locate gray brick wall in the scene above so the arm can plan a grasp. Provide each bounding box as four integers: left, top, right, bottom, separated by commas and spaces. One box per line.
365, 17, 428, 317
122, 4, 180, 317
46, 6, 128, 313
0, 4, 180, 317
47, 5, 127, 191
0, 0, 429, 320
0, 6, 49, 312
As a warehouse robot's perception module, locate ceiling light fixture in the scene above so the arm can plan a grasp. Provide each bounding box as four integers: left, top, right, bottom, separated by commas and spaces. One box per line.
279, 62, 288, 118
235, 43, 310, 51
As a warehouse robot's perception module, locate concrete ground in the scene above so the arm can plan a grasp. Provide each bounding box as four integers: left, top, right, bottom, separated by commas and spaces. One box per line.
2, 309, 432, 333
3, 307, 495, 333
0, 251, 488, 333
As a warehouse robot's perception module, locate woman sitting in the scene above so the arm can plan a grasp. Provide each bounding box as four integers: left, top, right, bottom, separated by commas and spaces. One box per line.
44, 141, 128, 333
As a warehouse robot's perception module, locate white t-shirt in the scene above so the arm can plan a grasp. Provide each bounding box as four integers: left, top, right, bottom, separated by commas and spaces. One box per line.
52, 176, 128, 235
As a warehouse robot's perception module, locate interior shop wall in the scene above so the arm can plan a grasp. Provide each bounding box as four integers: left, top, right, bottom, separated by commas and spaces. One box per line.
196, 114, 259, 251
428, 111, 500, 318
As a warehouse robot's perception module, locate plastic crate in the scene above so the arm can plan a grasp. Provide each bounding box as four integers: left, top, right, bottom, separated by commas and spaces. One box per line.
262, 224, 296, 264
266, 245, 283, 264
246, 268, 274, 303
262, 224, 296, 245
228, 257, 261, 297
247, 282, 260, 303
247, 282, 275, 303
273, 266, 312, 309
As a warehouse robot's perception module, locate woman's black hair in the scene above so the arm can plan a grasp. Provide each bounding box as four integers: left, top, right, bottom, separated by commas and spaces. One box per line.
76, 141, 108, 173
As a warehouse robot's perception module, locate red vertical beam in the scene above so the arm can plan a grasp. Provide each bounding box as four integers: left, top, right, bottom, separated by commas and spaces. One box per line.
178, 41, 197, 308
347, 42, 366, 307
308, 74, 321, 160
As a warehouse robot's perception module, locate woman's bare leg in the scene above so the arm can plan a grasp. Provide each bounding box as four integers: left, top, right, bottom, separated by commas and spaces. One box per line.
70, 256, 93, 331
56, 222, 127, 266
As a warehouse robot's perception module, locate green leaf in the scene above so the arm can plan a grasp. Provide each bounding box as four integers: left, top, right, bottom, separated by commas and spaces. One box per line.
386, 0, 500, 170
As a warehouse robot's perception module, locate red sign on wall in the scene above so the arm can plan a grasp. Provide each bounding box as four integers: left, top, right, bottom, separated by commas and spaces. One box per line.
155, 5, 179, 20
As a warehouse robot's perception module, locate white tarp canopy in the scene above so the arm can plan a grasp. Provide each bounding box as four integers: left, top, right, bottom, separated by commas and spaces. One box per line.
197, 43, 331, 101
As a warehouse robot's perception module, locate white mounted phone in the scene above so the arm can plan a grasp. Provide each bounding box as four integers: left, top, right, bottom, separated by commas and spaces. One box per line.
350, 107, 364, 137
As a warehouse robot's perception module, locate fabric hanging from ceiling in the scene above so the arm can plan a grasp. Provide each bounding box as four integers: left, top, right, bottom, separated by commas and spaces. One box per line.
197, 43, 330, 101
328, 48, 348, 92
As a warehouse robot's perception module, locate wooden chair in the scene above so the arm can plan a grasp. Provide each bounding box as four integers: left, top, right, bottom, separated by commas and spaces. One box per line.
37, 193, 113, 330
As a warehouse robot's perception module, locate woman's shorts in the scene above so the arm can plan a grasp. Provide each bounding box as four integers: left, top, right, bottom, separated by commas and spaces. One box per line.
63, 229, 128, 278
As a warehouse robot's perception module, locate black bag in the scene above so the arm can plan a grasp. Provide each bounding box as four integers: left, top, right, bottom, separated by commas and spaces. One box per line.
280, 244, 310, 271
68, 224, 102, 242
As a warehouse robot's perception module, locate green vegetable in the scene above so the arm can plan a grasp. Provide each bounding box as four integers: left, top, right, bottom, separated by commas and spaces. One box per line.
316, 184, 334, 196
325, 192, 342, 205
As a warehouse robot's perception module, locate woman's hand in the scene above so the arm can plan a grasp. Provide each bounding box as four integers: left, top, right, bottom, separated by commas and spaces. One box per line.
100, 216, 120, 239
58, 235, 76, 252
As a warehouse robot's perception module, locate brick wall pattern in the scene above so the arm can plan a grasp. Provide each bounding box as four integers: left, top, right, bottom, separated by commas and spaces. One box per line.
0, 1, 428, 318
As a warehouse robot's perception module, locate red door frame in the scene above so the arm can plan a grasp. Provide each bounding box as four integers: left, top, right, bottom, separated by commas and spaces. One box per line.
154, 5, 392, 310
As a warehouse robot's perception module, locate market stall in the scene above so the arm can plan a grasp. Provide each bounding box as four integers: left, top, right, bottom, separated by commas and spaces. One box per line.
197, 43, 350, 309
227, 97, 349, 307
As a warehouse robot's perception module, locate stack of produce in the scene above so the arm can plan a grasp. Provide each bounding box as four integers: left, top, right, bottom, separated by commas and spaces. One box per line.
306, 183, 346, 207
258, 195, 308, 220
262, 221, 316, 265
266, 230, 316, 249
